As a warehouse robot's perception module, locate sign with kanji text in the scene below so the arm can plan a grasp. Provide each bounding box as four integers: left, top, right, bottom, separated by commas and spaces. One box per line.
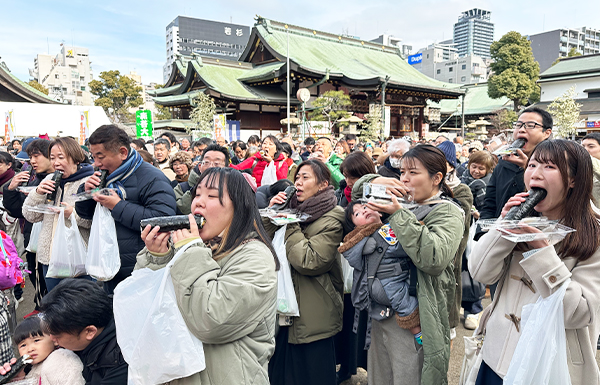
136, 110, 153, 138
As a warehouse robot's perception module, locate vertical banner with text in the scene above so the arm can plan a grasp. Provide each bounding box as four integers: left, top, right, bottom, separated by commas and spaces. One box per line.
4, 111, 14, 143
79, 111, 89, 145
136, 110, 153, 139
213, 114, 226, 139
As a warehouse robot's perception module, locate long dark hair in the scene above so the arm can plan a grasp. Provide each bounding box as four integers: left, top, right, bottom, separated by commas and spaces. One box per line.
402, 145, 454, 198
193, 168, 279, 269
530, 140, 600, 261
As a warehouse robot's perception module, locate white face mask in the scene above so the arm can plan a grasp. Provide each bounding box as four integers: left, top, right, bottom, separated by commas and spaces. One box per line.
389, 158, 402, 169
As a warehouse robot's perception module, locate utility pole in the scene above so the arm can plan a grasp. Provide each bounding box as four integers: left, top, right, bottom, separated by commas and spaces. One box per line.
286, 25, 290, 134
380, 75, 390, 140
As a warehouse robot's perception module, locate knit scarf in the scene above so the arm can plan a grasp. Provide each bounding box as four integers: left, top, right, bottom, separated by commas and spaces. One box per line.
446, 169, 461, 190
344, 185, 352, 203
0, 169, 15, 190
106, 148, 144, 199
289, 186, 337, 225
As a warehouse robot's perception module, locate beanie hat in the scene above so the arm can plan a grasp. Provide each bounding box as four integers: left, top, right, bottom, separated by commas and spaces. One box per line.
437, 140, 458, 168
469, 141, 484, 151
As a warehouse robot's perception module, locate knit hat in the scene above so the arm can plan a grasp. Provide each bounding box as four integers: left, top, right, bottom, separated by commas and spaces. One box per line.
437, 140, 458, 168
469, 141, 484, 151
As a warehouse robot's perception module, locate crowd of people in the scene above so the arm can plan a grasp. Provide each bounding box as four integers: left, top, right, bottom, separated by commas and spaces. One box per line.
0, 106, 598, 385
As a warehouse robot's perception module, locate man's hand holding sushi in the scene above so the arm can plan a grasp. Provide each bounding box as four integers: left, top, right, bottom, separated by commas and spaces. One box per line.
503, 149, 528, 169
93, 189, 121, 210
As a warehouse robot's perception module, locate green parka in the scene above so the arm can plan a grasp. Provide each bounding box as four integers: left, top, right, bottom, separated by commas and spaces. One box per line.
353, 175, 463, 385
135, 237, 277, 385
263, 206, 345, 344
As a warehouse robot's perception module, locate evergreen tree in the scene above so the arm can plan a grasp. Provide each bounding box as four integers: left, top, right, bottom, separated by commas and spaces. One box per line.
89, 70, 143, 123
488, 31, 539, 110
27, 80, 49, 95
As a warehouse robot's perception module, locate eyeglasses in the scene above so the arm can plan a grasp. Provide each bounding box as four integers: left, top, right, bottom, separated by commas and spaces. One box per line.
200, 161, 225, 167
512, 121, 545, 130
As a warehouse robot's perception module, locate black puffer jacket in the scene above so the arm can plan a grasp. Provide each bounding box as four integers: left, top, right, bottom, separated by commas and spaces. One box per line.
77, 319, 128, 385
75, 162, 176, 292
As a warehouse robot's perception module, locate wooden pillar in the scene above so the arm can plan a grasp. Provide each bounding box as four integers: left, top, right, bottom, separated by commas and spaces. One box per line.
417, 106, 424, 139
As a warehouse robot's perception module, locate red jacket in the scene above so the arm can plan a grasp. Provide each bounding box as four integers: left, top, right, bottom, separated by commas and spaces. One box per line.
231, 152, 289, 187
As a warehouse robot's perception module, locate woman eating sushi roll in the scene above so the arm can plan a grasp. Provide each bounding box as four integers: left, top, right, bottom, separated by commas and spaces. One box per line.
469, 139, 600, 385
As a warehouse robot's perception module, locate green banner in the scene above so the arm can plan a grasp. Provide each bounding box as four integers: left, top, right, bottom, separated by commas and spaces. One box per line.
136, 110, 153, 138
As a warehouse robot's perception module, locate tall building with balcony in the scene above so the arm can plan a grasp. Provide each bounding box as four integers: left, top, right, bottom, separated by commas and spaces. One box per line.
163, 16, 250, 83
453, 9, 494, 59
29, 45, 93, 105
529, 27, 600, 73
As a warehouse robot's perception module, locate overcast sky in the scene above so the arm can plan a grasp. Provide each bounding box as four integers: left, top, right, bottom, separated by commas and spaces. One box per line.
2, 0, 600, 85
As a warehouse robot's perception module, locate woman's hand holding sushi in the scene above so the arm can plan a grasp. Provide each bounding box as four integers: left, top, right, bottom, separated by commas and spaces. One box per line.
172, 214, 201, 244
500, 192, 529, 219
142, 224, 171, 254
36, 178, 56, 195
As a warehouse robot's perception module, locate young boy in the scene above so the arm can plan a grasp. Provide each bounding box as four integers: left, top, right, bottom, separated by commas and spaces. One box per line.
11, 315, 85, 384
339, 201, 422, 345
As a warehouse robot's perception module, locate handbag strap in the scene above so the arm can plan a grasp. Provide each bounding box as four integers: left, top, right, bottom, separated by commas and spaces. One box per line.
479, 253, 511, 336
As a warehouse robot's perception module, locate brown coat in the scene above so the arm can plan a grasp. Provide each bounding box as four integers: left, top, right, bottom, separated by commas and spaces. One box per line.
469, 229, 600, 384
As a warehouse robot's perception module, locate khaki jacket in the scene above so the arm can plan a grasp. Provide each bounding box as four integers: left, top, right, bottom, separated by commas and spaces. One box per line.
469, 230, 600, 384
263, 206, 345, 344
136, 237, 277, 385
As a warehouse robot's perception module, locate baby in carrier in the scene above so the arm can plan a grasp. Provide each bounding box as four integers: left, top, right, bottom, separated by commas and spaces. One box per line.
339, 201, 422, 345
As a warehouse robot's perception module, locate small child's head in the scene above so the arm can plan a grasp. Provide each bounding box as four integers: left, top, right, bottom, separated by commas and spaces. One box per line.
345, 201, 383, 229
14, 315, 57, 365
468, 150, 496, 179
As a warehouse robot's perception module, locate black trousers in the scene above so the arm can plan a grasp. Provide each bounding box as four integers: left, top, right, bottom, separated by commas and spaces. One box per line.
475, 360, 504, 385
269, 326, 336, 385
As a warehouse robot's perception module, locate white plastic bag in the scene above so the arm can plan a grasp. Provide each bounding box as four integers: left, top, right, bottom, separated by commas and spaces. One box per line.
114, 239, 205, 385
261, 161, 278, 186
26, 222, 42, 253
503, 279, 572, 385
274, 225, 299, 316
86, 204, 120, 281
46, 209, 87, 278
340, 256, 353, 294
465, 218, 477, 259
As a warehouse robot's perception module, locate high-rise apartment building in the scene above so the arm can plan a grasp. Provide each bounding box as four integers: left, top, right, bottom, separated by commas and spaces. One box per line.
529, 27, 600, 72
29, 45, 93, 105
453, 9, 494, 59
163, 16, 250, 83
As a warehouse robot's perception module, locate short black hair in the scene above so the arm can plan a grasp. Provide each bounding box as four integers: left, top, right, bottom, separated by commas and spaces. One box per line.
26, 139, 51, 158
40, 279, 112, 335
0, 152, 16, 170
154, 138, 171, 151
160, 132, 177, 144
294, 159, 331, 186
303, 137, 315, 146
197, 137, 213, 146
14, 315, 44, 345
201, 144, 230, 165
11, 139, 21, 145
520, 106, 553, 131
89, 125, 131, 153
343, 134, 357, 141
247, 135, 260, 145
131, 139, 147, 151
280, 142, 293, 157
583, 133, 600, 145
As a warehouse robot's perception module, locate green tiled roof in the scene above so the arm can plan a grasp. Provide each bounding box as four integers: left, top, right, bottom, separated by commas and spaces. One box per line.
0, 62, 58, 103
439, 83, 512, 116
148, 84, 182, 97
190, 61, 258, 99
539, 54, 600, 80
153, 90, 204, 106
252, 18, 462, 96
238, 62, 285, 82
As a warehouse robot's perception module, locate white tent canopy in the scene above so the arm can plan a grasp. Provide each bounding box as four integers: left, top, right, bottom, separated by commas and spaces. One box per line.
1, 102, 111, 138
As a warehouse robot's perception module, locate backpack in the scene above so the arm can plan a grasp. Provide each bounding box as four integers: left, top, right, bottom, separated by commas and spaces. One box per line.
0, 230, 25, 291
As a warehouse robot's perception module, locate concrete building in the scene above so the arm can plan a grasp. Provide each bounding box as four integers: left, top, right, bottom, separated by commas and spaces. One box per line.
163, 16, 250, 83
29, 45, 93, 105
529, 27, 600, 73
453, 8, 494, 59
124, 71, 158, 115
411, 43, 489, 84
535, 54, 600, 131
370, 34, 412, 58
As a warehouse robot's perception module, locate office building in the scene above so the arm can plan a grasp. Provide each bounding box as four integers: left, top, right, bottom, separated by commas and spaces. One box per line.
370, 34, 412, 58
163, 16, 250, 83
29, 45, 93, 105
453, 8, 494, 58
529, 27, 600, 73
124, 71, 158, 115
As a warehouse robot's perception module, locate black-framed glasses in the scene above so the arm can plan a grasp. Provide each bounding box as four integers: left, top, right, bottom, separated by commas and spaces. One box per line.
512, 121, 545, 130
